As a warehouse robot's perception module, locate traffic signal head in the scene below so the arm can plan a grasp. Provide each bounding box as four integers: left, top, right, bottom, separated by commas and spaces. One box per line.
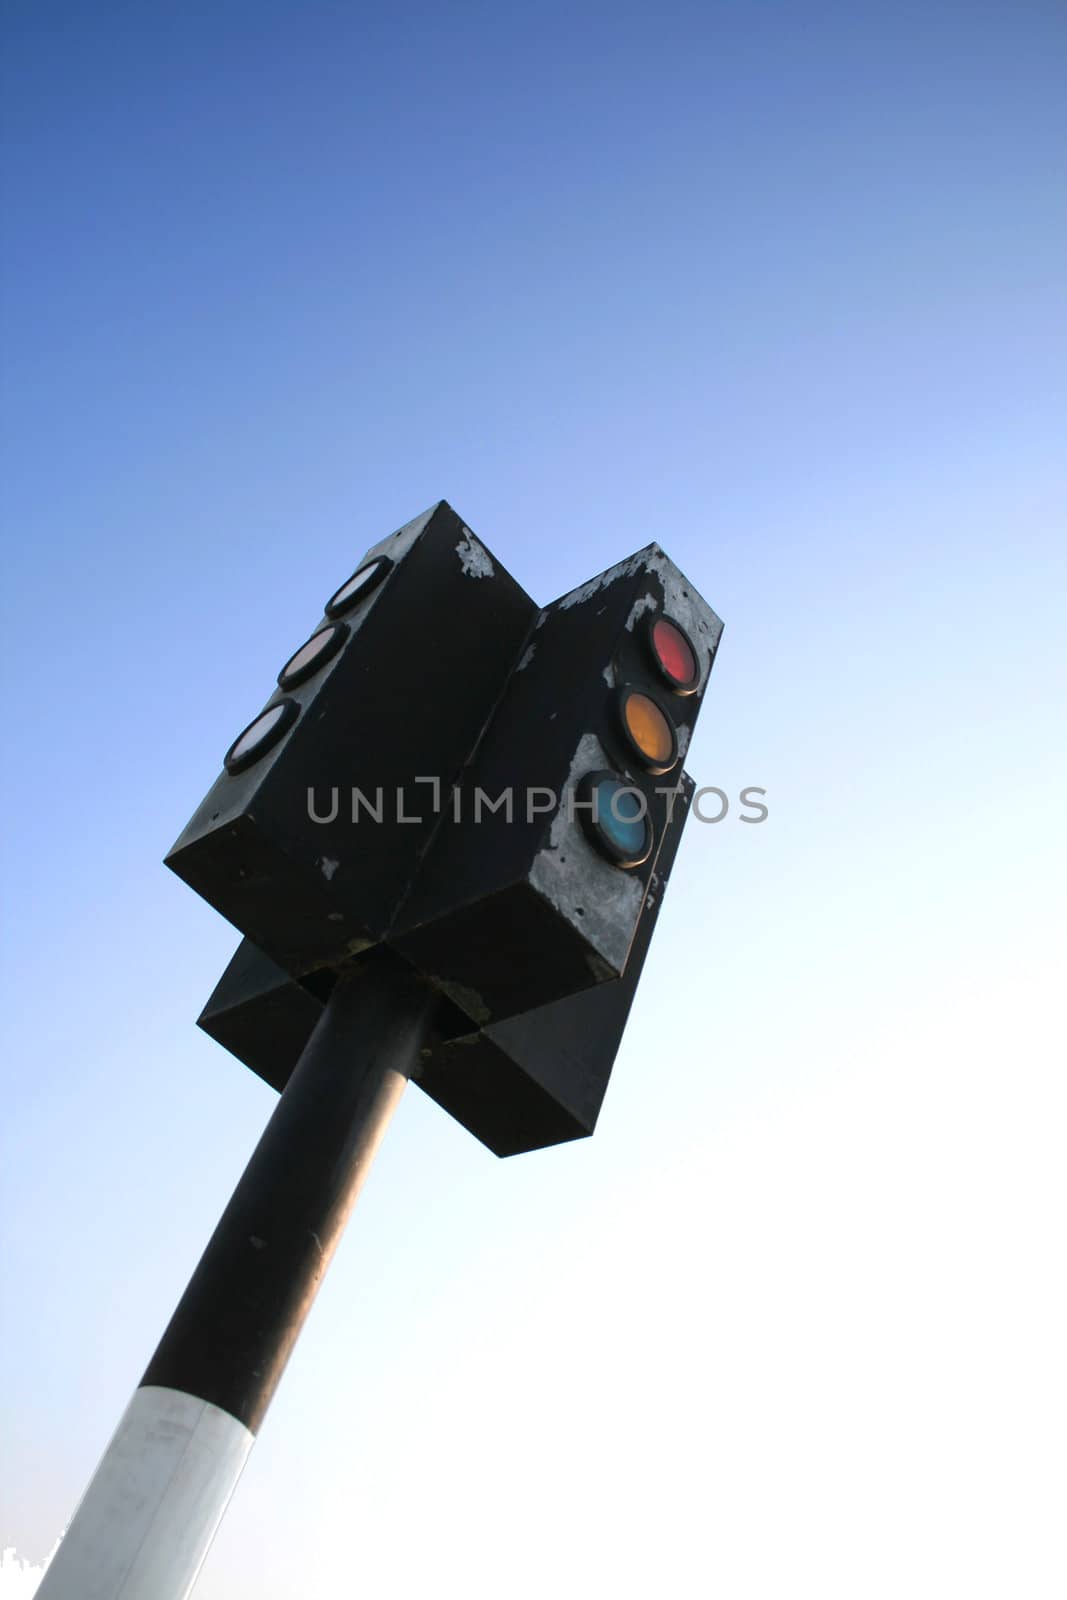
182, 509, 724, 1154
389, 546, 723, 1021
164, 503, 537, 978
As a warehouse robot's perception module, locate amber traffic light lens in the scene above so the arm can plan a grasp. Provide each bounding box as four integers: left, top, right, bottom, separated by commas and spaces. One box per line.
619, 688, 677, 774
650, 617, 699, 693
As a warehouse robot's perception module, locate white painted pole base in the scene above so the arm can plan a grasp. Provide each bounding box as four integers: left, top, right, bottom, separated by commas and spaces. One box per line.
36, 1385, 253, 1600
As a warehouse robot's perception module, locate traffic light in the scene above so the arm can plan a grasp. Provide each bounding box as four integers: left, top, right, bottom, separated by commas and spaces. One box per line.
165, 503, 536, 978
43, 506, 726, 1597
389, 546, 722, 1021
199, 776, 695, 1156
172, 506, 723, 1111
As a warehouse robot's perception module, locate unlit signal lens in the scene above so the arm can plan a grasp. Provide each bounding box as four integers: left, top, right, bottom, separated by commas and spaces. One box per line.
325, 556, 392, 618
224, 699, 299, 774
278, 622, 348, 689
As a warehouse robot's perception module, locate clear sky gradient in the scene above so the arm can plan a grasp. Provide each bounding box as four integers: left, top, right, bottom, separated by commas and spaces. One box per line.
2, 3, 1065, 1595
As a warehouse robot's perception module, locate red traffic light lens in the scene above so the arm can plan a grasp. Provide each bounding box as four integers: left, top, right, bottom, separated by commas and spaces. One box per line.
649, 617, 700, 694
325, 556, 392, 618
224, 699, 299, 775
278, 622, 348, 689
618, 687, 678, 774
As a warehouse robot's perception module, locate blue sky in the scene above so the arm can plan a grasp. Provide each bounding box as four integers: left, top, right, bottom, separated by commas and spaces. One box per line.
2, 3, 1065, 1594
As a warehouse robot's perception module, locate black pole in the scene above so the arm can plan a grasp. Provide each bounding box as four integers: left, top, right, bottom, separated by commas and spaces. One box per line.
142, 955, 437, 1432
40, 957, 437, 1598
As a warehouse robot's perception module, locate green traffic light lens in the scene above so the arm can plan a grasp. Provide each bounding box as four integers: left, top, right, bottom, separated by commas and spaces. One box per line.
577, 770, 653, 868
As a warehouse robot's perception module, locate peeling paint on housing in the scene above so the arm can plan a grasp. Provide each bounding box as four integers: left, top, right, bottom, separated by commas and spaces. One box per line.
641, 548, 725, 694
456, 527, 495, 579
544, 542, 723, 698
555, 553, 644, 611
625, 592, 657, 631
436, 977, 491, 1026
516, 643, 537, 672
364, 502, 440, 570
319, 857, 339, 880
530, 731, 644, 975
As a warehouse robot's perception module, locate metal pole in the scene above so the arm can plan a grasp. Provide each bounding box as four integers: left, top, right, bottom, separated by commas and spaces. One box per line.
39, 957, 436, 1600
